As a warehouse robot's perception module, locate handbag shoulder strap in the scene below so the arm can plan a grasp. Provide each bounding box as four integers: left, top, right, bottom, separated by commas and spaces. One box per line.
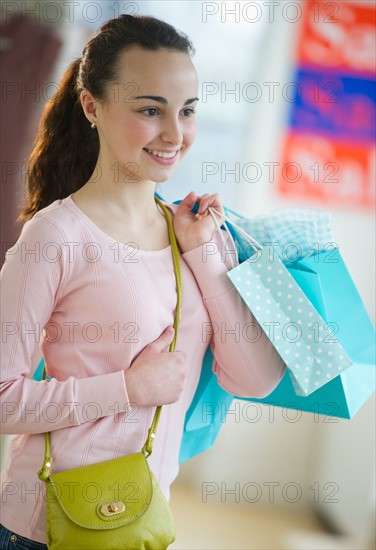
142, 197, 183, 456
37, 196, 183, 481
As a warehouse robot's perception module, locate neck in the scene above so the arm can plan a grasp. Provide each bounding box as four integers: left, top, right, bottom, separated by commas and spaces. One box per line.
74, 162, 164, 226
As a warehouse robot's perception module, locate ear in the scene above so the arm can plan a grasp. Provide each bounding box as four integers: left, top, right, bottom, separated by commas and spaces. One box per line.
80, 89, 98, 125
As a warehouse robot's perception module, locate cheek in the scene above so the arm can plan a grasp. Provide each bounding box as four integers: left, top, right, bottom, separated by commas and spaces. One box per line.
114, 115, 153, 147
184, 124, 197, 146
128, 121, 154, 145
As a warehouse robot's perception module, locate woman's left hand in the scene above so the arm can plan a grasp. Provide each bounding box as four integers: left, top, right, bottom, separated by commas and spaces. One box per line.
173, 191, 225, 253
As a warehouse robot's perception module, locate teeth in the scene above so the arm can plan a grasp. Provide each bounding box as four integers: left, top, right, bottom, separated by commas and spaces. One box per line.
145, 148, 177, 159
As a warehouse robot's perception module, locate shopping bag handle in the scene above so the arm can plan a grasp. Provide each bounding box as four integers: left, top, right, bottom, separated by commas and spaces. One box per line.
208, 206, 263, 269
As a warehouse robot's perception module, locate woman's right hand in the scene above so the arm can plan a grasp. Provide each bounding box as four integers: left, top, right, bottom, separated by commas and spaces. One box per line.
124, 326, 187, 406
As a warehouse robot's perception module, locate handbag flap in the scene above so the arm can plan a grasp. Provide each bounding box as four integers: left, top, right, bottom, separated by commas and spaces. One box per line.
46, 452, 153, 529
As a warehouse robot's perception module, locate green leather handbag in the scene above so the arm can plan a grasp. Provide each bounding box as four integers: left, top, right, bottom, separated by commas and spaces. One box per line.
37, 197, 183, 550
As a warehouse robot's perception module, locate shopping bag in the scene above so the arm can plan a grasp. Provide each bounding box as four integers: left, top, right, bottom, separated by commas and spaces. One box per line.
173, 198, 343, 460
227, 248, 354, 396
239, 247, 376, 419
179, 347, 233, 462
222, 222, 353, 396
219, 207, 375, 412
178, 201, 375, 462
223, 205, 334, 262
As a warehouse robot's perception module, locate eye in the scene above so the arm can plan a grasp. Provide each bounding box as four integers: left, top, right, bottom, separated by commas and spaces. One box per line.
139, 107, 197, 118
182, 108, 196, 117
141, 108, 159, 117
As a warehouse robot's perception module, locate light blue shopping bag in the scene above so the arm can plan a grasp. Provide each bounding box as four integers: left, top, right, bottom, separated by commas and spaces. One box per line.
227, 245, 353, 396
239, 247, 376, 419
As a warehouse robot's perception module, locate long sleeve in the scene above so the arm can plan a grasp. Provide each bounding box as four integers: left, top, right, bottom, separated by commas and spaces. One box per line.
181, 226, 286, 398
0, 214, 130, 435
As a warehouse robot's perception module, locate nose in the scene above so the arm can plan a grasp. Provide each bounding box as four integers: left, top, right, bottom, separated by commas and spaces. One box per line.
160, 114, 183, 146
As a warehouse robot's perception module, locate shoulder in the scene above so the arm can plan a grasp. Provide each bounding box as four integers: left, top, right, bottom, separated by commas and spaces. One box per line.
20, 194, 86, 241
164, 202, 178, 217
5, 195, 85, 264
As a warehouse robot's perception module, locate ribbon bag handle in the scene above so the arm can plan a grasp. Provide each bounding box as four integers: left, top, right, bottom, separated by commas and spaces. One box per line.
38, 196, 183, 481
207, 206, 263, 270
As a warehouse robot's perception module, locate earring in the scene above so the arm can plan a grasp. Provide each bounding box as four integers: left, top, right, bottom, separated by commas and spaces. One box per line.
91, 122, 96, 129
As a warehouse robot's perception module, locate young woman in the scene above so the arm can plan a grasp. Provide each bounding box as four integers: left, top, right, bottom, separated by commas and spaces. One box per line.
0, 14, 285, 548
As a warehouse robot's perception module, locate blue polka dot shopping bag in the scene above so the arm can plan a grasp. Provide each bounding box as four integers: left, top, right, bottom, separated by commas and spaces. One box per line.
211, 210, 353, 397
212, 206, 375, 409
241, 254, 353, 394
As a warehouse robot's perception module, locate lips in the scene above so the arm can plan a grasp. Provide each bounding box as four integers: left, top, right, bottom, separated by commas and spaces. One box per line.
143, 148, 179, 159
143, 148, 180, 166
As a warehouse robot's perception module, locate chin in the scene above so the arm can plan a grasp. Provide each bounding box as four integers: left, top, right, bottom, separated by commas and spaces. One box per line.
155, 173, 175, 183
148, 168, 178, 184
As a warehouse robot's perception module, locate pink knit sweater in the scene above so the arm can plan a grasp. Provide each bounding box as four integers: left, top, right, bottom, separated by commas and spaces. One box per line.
0, 194, 285, 543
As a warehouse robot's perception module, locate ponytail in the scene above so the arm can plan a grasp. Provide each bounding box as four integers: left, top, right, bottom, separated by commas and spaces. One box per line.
17, 58, 99, 222
17, 14, 195, 222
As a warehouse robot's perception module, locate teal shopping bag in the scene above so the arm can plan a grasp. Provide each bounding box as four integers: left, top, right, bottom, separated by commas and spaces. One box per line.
179, 347, 233, 462
33, 357, 48, 380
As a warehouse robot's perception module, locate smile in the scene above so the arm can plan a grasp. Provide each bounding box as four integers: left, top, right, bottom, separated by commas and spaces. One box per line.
143, 148, 179, 159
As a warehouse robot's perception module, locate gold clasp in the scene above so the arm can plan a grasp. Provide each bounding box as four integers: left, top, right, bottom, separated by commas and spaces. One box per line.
100, 501, 125, 516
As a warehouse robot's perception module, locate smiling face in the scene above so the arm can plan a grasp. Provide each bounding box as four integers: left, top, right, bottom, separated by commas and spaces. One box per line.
82, 45, 199, 185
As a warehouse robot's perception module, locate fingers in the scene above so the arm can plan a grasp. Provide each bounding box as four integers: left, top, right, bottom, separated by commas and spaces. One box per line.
180, 192, 223, 215
195, 210, 209, 220
197, 193, 224, 217
178, 191, 198, 213
150, 326, 175, 353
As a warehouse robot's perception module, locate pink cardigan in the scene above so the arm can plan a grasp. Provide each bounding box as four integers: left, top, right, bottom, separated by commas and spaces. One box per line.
0, 194, 285, 543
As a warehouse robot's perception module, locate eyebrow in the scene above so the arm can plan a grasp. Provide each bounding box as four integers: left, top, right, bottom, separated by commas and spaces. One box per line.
133, 95, 199, 105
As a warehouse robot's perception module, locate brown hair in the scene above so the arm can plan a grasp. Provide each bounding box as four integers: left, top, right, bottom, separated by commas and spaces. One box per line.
18, 14, 195, 221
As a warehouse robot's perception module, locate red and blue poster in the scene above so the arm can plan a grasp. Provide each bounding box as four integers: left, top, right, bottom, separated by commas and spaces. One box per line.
278, 0, 376, 208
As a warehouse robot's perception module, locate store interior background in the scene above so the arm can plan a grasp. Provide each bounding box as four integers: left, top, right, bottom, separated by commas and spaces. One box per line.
1, 1, 375, 549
